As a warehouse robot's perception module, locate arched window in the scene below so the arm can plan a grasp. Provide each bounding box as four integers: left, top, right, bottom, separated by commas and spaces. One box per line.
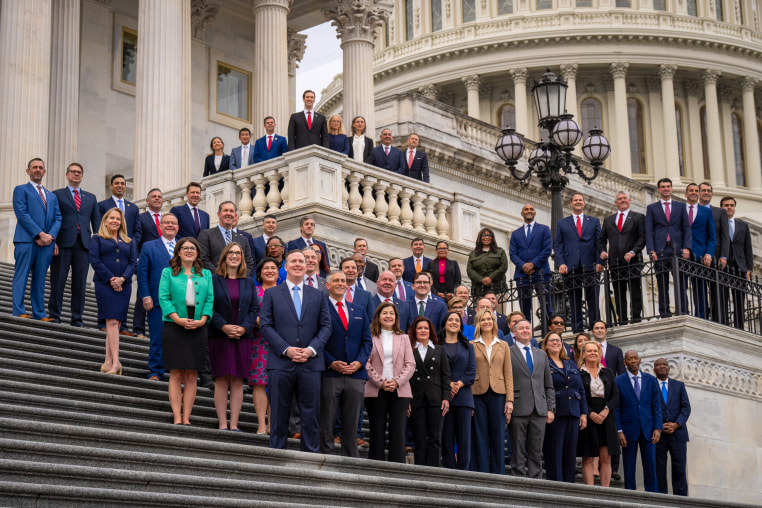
463, 0, 476, 22
653, 0, 666, 10
627, 98, 646, 174
687, 0, 698, 16
581, 98, 603, 135
498, 103, 516, 129
700, 106, 710, 179
498, 0, 514, 14
431, 0, 442, 31
405, 0, 414, 40
676, 105, 686, 177
731, 113, 746, 186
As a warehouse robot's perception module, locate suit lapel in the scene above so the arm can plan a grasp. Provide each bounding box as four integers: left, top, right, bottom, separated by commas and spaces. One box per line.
281, 284, 300, 321
511, 345, 531, 376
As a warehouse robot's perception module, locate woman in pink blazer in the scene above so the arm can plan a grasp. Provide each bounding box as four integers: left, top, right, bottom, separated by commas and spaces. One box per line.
365, 301, 416, 462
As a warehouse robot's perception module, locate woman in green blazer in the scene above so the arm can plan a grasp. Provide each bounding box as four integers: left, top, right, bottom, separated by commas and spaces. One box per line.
466, 227, 509, 299
159, 237, 214, 425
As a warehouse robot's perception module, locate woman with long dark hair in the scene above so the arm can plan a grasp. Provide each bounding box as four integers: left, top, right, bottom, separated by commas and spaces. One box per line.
466, 227, 508, 299
203, 136, 230, 176
348, 115, 375, 165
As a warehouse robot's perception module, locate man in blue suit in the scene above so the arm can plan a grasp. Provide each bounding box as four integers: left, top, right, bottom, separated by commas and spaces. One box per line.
372, 128, 405, 174
260, 249, 331, 453
554, 193, 602, 333
319, 270, 373, 457
399, 133, 430, 182
229, 127, 256, 170
252, 214, 277, 267
286, 215, 330, 268
402, 238, 431, 283
133, 188, 164, 337
136, 214, 179, 380
389, 257, 415, 301
12, 158, 61, 320
684, 183, 716, 318
653, 358, 691, 496
615, 350, 663, 493
49, 163, 100, 327
509, 203, 553, 328
370, 270, 414, 333
645, 178, 692, 318
253, 116, 289, 163
340, 257, 375, 321
170, 182, 209, 239
407, 272, 448, 333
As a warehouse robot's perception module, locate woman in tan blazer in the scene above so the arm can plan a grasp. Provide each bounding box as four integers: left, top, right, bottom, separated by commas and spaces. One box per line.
365, 301, 416, 463
471, 308, 514, 474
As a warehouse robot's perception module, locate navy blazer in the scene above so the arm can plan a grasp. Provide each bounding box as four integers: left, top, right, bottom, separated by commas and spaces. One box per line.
286, 237, 330, 268
603, 342, 626, 376
549, 359, 589, 418
688, 204, 716, 259
12, 182, 61, 243
287, 111, 330, 150
554, 215, 602, 271
444, 340, 476, 409
370, 293, 413, 334
229, 144, 255, 170
658, 377, 690, 443
322, 299, 373, 380
509, 223, 553, 280
406, 297, 448, 334
372, 145, 405, 174
210, 274, 259, 339
615, 371, 663, 441
203, 154, 230, 176
253, 134, 289, 163
259, 283, 332, 372
170, 204, 210, 240
645, 200, 692, 256
395, 279, 415, 301
402, 255, 432, 283
136, 238, 172, 302
98, 197, 141, 247
88, 234, 138, 285
348, 136, 375, 164
137, 211, 162, 254
53, 187, 100, 249
346, 285, 375, 322
400, 149, 430, 182
251, 234, 267, 267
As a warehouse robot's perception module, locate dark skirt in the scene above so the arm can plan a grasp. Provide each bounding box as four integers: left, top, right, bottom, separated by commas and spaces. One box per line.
209, 334, 252, 379
576, 397, 621, 457
94, 280, 131, 322
162, 307, 208, 372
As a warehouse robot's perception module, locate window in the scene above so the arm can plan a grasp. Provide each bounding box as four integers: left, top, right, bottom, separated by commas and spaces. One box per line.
700, 106, 710, 180
615, 0, 631, 6
627, 98, 646, 174
463, 0, 476, 22
112, 14, 138, 96
576, 0, 592, 6
581, 98, 603, 135
731, 113, 746, 186
498, 103, 516, 129
216, 62, 251, 122
687, 0, 698, 16
406, 0, 414, 40
498, 0, 514, 15
653, 0, 666, 10
676, 106, 686, 177
537, 0, 553, 9
120, 28, 137, 85
432, 0, 442, 31
716, 0, 724, 21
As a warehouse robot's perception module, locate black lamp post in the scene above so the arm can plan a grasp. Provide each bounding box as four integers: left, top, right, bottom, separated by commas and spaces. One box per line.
495, 67, 611, 237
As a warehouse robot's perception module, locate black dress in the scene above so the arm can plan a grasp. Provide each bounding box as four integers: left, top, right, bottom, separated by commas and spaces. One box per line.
163, 305, 208, 372
577, 366, 621, 457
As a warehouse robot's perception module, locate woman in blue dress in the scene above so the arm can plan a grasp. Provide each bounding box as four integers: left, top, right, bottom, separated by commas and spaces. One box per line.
264, 236, 287, 284
327, 115, 350, 155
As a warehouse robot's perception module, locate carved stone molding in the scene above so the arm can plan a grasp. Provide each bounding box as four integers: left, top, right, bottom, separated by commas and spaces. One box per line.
701, 68, 721, 85
742, 76, 758, 92
419, 83, 439, 100
683, 79, 701, 96
479, 83, 492, 101
462, 74, 481, 90
717, 83, 733, 104
560, 63, 578, 81
602, 75, 614, 92
324, 0, 393, 44
287, 29, 308, 75
250, 0, 292, 14
509, 67, 528, 84
609, 62, 629, 79
658, 63, 677, 81
191, 0, 220, 41
646, 75, 661, 93
499, 89, 513, 101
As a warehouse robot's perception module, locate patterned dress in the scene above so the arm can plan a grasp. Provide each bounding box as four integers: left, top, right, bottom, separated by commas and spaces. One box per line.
248, 285, 268, 386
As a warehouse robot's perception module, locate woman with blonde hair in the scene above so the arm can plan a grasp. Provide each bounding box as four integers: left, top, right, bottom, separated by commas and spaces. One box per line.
327, 115, 350, 155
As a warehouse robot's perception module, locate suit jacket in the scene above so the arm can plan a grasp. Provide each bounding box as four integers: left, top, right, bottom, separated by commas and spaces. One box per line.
602, 341, 626, 376
88, 234, 138, 285
304, 274, 327, 294
395, 278, 415, 301
12, 182, 61, 243
467, 311, 509, 336
688, 204, 716, 259
645, 200, 692, 255
444, 340, 476, 408
158, 267, 214, 321
137, 238, 172, 302
370, 294, 413, 334
728, 218, 753, 274
598, 210, 646, 265
659, 377, 690, 443
137, 211, 162, 254
363, 260, 380, 283
287, 237, 330, 268
509, 223, 553, 279
251, 234, 268, 267
347, 285, 375, 322
615, 371, 663, 441
407, 297, 449, 333
348, 136, 375, 165
403, 255, 432, 283
197, 227, 256, 278
229, 144, 256, 170
235, 229, 256, 260
203, 154, 230, 176
373, 145, 405, 174
210, 274, 259, 338
259, 283, 332, 372
554, 214, 602, 270
322, 299, 373, 380
53, 187, 99, 249
509, 343, 555, 416
400, 148, 430, 182
426, 258, 462, 295
98, 197, 141, 246
365, 332, 416, 398
708, 205, 730, 261
550, 359, 589, 418
410, 345, 451, 407
170, 204, 210, 240
472, 339, 513, 396
287, 111, 330, 150
253, 134, 289, 163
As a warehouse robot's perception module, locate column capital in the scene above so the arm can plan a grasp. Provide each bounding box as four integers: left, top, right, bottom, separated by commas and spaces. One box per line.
462, 74, 481, 91
287, 28, 307, 75
250, 0, 292, 15
742, 76, 758, 92
609, 62, 629, 79
509, 67, 528, 83
684, 79, 701, 96
191, 0, 220, 41
658, 64, 677, 81
701, 68, 721, 85
324, 0, 393, 44
419, 83, 439, 100
560, 63, 578, 81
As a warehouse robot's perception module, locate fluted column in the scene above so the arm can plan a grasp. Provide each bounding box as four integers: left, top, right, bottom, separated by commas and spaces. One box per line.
610, 62, 632, 178
646, 76, 665, 181
462, 75, 482, 121
683, 80, 705, 181
510, 68, 529, 136
252, 0, 291, 129
134, 0, 191, 200
287, 30, 307, 115
0, 0, 52, 198
702, 69, 725, 188
326, 0, 392, 135
660, 64, 681, 185
560, 64, 580, 156
741, 77, 762, 190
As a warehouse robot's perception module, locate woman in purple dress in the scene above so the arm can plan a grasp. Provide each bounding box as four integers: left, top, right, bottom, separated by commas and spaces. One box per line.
250, 257, 280, 434
209, 242, 258, 431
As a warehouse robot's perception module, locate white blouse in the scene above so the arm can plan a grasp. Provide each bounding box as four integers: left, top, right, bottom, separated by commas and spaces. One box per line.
185, 277, 195, 307
581, 364, 605, 398
381, 329, 395, 379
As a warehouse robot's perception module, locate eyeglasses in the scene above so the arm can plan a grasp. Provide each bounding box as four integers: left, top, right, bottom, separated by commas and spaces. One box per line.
227, 251, 242, 257
161, 221, 178, 226
546, 338, 562, 343
269, 244, 284, 249
180, 246, 197, 252
414, 281, 429, 285
480, 233, 493, 238
551, 320, 564, 325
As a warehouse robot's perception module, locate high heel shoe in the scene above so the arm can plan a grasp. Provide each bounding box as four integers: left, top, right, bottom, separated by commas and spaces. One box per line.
106, 362, 123, 375
100, 364, 108, 373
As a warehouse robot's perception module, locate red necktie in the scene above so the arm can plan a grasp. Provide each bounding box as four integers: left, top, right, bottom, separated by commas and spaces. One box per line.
617, 212, 623, 232
688, 205, 694, 225
345, 287, 353, 303
384, 146, 389, 156
664, 202, 671, 242
307, 276, 314, 287
601, 355, 608, 367
37, 185, 47, 209
267, 135, 272, 150
307, 111, 312, 130
337, 301, 348, 330
408, 150, 414, 169
73, 189, 81, 211
154, 213, 161, 235
576, 215, 582, 237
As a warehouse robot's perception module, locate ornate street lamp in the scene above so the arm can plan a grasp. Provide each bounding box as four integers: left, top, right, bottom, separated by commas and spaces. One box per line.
495, 67, 610, 237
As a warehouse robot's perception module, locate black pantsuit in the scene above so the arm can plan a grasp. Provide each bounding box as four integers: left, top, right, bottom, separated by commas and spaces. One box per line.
366, 390, 410, 462
409, 344, 451, 467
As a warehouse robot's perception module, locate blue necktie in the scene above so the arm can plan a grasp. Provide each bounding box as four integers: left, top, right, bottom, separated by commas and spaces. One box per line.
292, 286, 302, 320
661, 382, 668, 404
118, 199, 124, 212
167, 240, 175, 257
634, 376, 641, 400
225, 229, 232, 244
526, 224, 531, 238
524, 346, 533, 374
729, 220, 735, 240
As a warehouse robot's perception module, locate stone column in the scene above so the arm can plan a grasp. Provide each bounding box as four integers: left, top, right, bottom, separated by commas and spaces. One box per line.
683, 80, 705, 182
134, 0, 192, 200
510, 68, 529, 136
326, 0, 393, 135
718, 86, 736, 187
701, 69, 725, 188
660, 64, 682, 185
741, 77, 762, 191
646, 76, 665, 181
287, 29, 307, 116
0, 0, 52, 197
560, 64, 579, 119
462, 75, 482, 121
252, 0, 291, 130
610, 62, 632, 178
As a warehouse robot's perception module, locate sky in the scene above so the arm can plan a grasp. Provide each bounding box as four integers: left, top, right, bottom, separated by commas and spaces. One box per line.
294, 22, 343, 105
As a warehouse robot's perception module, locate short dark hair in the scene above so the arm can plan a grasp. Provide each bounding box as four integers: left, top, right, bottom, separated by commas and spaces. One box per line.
340, 257, 357, 270
592, 319, 607, 330
238, 127, 251, 136
255, 256, 280, 284
388, 257, 403, 264
303, 90, 315, 98
656, 177, 672, 187
263, 214, 277, 221
186, 182, 201, 193
27, 157, 44, 169
147, 188, 162, 198
217, 200, 237, 212
110, 173, 125, 184
285, 249, 305, 262
720, 196, 736, 206
300, 215, 315, 227
685, 182, 699, 191
263, 116, 274, 124
699, 181, 713, 191
354, 237, 367, 247
570, 192, 585, 201
411, 237, 424, 246
66, 162, 83, 173
414, 271, 431, 283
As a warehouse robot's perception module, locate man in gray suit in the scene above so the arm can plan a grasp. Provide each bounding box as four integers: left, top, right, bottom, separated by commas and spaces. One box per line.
197, 201, 255, 277
508, 319, 555, 478
721, 196, 754, 329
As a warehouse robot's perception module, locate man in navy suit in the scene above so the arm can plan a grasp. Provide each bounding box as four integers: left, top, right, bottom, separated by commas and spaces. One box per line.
615, 350, 662, 493
287, 215, 330, 268
170, 182, 209, 239
684, 183, 716, 318
399, 133, 430, 182
645, 178, 692, 318
252, 214, 277, 267
353, 237, 379, 283
229, 127, 256, 170
253, 116, 289, 163
49, 163, 100, 327
319, 270, 373, 457
402, 238, 431, 283
408, 272, 448, 333
133, 188, 164, 337
389, 257, 415, 301
591, 321, 625, 375
555, 193, 602, 333
260, 249, 331, 452
340, 257, 375, 321
653, 358, 691, 496
721, 196, 754, 329
699, 182, 730, 324
371, 270, 414, 333
372, 128, 405, 174
136, 214, 179, 380
287, 90, 330, 150
12, 158, 61, 320
509, 203, 553, 328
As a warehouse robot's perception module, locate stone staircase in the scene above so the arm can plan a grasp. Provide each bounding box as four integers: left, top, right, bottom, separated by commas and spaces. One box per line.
0, 262, 750, 507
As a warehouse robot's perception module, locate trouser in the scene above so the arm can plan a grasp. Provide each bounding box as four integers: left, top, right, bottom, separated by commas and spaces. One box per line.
655, 433, 688, 496
473, 389, 506, 474
622, 431, 658, 493
441, 406, 472, 470
509, 413, 546, 479
319, 376, 365, 457
48, 242, 89, 326
409, 405, 444, 467
146, 305, 164, 378
12, 242, 54, 318
365, 391, 410, 463
542, 415, 580, 483
268, 368, 321, 452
